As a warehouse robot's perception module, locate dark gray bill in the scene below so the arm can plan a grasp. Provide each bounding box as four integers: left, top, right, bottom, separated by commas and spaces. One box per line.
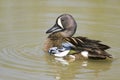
46, 24, 63, 34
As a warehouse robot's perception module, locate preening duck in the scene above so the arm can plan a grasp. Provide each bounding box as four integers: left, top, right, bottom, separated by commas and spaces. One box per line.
44, 14, 112, 60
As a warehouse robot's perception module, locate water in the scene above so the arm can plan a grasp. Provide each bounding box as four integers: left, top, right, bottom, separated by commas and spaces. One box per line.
0, 0, 120, 80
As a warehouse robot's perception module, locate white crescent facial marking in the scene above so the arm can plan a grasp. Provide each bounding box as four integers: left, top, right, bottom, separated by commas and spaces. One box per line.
57, 17, 64, 29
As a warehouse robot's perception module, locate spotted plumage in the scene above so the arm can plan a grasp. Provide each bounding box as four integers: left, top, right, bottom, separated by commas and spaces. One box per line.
44, 14, 112, 60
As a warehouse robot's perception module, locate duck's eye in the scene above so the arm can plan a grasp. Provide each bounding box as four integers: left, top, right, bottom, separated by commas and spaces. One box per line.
61, 19, 64, 21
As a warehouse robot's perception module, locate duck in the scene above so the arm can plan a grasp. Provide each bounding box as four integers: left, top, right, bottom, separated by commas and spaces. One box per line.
44, 14, 112, 60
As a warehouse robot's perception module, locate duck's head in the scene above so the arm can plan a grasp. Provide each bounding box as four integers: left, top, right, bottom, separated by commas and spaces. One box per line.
46, 14, 77, 37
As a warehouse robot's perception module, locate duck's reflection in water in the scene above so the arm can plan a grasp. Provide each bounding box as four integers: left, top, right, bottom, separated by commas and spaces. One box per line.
44, 53, 112, 80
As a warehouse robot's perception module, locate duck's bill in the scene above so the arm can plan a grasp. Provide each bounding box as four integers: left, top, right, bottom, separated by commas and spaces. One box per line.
46, 24, 63, 34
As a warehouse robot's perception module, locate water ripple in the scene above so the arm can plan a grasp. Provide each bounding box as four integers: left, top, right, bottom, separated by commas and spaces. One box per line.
0, 43, 46, 72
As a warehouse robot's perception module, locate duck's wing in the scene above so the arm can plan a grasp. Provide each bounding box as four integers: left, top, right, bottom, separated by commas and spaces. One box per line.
65, 36, 110, 50
64, 36, 112, 59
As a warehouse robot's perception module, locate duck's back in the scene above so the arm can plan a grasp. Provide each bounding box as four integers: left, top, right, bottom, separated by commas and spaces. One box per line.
64, 36, 112, 59
65, 36, 110, 50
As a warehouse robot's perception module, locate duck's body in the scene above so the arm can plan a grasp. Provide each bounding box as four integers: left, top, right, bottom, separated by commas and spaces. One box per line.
44, 14, 112, 60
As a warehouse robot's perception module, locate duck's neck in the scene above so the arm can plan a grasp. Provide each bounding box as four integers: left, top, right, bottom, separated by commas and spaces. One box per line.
60, 25, 76, 37
60, 30, 75, 37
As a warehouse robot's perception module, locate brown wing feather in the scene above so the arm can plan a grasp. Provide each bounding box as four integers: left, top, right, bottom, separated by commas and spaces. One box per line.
64, 36, 112, 59
65, 36, 110, 50
76, 36, 110, 50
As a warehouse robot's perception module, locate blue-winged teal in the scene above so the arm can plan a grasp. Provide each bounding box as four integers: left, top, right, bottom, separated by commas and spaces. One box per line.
44, 14, 112, 60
